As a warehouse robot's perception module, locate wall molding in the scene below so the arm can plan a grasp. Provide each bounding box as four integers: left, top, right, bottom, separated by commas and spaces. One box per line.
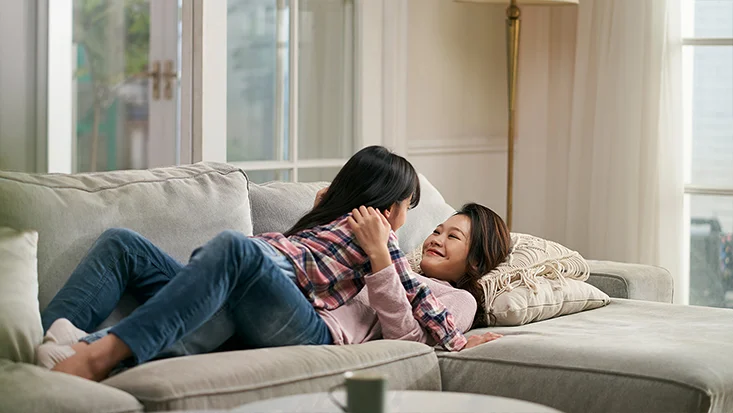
407, 136, 507, 156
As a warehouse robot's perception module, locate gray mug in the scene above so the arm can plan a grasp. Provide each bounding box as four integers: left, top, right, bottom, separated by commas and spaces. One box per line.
328, 371, 388, 413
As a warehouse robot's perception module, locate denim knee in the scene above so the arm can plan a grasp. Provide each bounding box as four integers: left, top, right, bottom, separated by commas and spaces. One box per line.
206, 230, 259, 263
211, 230, 250, 248
97, 228, 144, 247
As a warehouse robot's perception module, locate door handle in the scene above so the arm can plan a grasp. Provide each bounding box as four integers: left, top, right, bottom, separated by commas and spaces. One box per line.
162, 60, 177, 100
148, 61, 162, 100
147, 60, 177, 100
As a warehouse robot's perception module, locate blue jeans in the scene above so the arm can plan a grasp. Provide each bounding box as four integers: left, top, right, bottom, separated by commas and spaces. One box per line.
41, 228, 332, 365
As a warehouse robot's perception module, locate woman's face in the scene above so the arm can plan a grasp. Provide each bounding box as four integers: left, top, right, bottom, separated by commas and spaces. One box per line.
420, 214, 472, 283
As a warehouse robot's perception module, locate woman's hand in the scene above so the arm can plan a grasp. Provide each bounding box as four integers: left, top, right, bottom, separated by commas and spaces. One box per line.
462, 331, 503, 350
314, 187, 329, 208
348, 206, 392, 272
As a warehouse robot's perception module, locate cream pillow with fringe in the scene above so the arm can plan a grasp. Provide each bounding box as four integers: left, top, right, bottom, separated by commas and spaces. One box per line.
481, 233, 609, 326
406, 233, 609, 327
0, 228, 42, 363
481, 234, 589, 309
491, 278, 610, 326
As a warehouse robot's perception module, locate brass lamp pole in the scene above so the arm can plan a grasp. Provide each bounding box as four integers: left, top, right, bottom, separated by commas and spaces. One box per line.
454, 0, 578, 230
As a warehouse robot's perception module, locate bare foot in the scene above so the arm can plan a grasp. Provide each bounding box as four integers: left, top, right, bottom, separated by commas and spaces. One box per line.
52, 335, 132, 381
52, 349, 102, 381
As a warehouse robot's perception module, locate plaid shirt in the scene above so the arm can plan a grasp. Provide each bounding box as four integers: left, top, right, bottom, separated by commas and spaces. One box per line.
256, 215, 468, 351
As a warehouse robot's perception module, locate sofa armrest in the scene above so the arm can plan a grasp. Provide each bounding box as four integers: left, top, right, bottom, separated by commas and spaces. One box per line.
586, 260, 674, 303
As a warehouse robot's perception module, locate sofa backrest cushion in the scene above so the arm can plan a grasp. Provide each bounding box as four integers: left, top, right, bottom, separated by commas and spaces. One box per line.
0, 162, 252, 312
248, 174, 455, 253
249, 181, 329, 235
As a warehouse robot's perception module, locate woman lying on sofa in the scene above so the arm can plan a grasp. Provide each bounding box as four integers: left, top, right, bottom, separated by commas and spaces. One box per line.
38, 146, 510, 381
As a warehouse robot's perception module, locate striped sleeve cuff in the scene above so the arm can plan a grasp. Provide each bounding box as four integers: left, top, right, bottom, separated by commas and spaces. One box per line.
441, 330, 468, 352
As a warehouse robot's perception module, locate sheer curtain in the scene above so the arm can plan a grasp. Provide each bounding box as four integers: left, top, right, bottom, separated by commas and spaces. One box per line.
515, 0, 685, 302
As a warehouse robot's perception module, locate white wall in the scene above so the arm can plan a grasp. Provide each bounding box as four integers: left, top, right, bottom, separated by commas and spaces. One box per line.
404, 0, 579, 237
512, 7, 578, 239
0, 0, 39, 172
405, 0, 508, 212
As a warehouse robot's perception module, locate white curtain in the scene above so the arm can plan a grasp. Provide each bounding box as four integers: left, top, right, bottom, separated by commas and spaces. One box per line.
515, 0, 685, 302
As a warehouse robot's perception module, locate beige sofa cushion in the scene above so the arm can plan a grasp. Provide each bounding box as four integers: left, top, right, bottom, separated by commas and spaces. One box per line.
0, 163, 252, 319
0, 359, 142, 413
491, 278, 610, 326
249, 180, 329, 235
0, 228, 42, 363
103, 341, 440, 411
439, 299, 733, 413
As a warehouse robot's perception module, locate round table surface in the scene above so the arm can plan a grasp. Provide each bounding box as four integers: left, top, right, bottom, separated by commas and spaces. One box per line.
231, 390, 564, 413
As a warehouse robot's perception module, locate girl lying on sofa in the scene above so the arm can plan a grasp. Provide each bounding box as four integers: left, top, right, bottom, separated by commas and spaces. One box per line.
38, 146, 510, 381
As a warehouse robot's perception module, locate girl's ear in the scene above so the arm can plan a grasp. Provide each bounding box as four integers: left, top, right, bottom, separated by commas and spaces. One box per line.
383, 205, 393, 218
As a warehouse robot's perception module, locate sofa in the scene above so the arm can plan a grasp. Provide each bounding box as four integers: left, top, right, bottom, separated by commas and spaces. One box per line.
1, 162, 731, 413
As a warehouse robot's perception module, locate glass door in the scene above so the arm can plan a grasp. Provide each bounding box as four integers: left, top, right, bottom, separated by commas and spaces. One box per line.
49, 0, 181, 173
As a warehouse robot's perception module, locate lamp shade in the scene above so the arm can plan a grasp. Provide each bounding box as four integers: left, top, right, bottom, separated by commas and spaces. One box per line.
456, 0, 577, 4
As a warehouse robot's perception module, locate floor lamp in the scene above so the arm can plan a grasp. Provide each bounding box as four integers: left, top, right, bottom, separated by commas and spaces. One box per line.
454, 0, 578, 230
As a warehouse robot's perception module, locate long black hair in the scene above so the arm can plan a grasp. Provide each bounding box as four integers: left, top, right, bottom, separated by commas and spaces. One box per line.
454, 203, 511, 328
285, 146, 421, 236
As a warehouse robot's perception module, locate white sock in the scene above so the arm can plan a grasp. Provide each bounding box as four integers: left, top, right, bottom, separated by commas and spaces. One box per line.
44, 318, 88, 346
35, 318, 88, 369
35, 343, 76, 369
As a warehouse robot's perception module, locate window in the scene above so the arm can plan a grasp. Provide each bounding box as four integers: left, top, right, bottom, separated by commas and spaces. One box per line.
225, 0, 355, 183
682, 0, 733, 307
45, 0, 356, 179
46, 0, 182, 174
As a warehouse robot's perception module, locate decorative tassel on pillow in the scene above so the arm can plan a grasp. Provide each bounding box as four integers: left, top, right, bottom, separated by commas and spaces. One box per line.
480, 233, 591, 323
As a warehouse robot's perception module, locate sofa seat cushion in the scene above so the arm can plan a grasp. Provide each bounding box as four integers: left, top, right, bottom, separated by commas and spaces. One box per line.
103, 341, 440, 411
438, 299, 733, 413
0, 359, 143, 413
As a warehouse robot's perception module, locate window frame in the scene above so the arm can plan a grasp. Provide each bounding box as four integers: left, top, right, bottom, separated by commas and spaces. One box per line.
34, 0, 408, 176
681, 2, 733, 306
189, 0, 408, 182
682, 13, 733, 195
190, 0, 355, 182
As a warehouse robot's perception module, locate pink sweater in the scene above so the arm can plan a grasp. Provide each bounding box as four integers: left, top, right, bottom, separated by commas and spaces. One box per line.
318, 265, 477, 346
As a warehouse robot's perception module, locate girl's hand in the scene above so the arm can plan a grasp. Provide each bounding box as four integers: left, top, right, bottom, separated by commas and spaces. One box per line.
348, 206, 392, 271
314, 187, 329, 208
463, 332, 503, 350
